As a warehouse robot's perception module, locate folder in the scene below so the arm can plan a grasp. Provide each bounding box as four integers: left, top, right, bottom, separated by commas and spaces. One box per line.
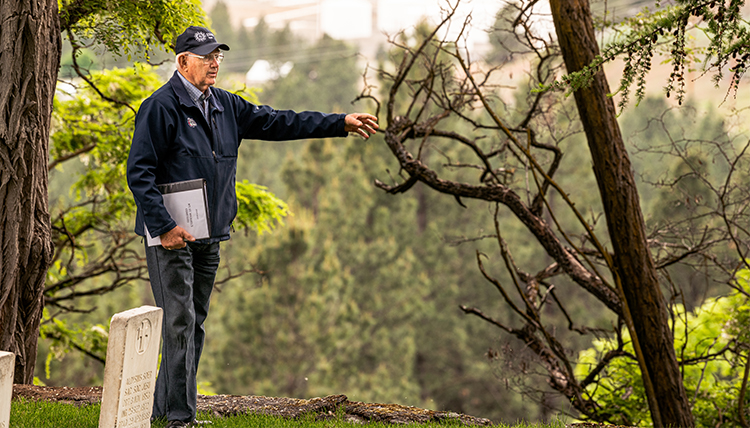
145, 179, 211, 247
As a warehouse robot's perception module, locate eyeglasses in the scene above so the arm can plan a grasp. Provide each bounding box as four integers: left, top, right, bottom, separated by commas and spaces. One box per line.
186, 53, 224, 64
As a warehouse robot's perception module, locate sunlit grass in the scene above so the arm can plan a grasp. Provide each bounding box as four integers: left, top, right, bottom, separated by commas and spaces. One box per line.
10, 399, 100, 428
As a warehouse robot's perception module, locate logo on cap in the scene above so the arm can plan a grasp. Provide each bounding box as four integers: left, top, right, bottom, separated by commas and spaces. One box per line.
195, 32, 215, 43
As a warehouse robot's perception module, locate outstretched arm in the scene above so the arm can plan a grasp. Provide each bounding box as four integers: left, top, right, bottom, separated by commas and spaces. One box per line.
344, 113, 379, 139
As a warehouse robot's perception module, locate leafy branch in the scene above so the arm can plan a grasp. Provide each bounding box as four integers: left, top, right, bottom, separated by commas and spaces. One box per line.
542, 0, 749, 108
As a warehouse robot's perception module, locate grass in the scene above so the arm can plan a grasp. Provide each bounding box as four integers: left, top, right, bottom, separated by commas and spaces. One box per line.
9, 399, 568, 428
10, 399, 101, 428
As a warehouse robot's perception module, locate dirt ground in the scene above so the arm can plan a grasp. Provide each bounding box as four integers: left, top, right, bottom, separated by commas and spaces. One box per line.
12, 384, 494, 425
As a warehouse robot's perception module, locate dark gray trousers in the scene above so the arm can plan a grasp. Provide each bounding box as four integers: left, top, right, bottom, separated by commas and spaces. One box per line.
145, 242, 220, 423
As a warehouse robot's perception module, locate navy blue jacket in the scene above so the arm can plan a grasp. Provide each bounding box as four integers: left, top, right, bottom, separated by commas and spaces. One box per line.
127, 71, 347, 242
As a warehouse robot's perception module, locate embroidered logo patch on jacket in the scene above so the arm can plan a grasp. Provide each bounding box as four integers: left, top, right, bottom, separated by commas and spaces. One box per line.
187, 117, 197, 128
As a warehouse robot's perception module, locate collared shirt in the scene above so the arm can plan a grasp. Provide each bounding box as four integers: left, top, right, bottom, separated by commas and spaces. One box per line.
177, 71, 212, 121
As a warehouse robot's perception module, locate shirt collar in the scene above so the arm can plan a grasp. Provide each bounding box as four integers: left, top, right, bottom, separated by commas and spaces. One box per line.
176, 71, 212, 105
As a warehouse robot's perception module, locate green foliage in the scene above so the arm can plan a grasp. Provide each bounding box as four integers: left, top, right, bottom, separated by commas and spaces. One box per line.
234, 181, 290, 235
576, 268, 750, 427
59, 47, 100, 78
729, 269, 750, 345
545, 0, 749, 108
59, 0, 207, 61
38, 309, 108, 381
48, 66, 161, 301
51, 65, 159, 191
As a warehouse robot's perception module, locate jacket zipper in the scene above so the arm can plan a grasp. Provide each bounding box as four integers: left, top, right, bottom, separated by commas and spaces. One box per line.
211, 117, 219, 163
209, 112, 219, 239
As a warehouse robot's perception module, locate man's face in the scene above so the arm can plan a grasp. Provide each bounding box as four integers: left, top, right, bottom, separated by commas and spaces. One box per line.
180, 48, 221, 92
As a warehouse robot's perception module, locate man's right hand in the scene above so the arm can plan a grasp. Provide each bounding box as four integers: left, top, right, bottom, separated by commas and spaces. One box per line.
160, 226, 196, 250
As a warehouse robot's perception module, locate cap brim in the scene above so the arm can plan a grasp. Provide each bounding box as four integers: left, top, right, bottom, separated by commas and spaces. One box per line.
191, 43, 230, 56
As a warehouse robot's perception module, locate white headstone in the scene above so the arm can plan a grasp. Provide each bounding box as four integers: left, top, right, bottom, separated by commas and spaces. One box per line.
99, 306, 163, 428
0, 351, 14, 428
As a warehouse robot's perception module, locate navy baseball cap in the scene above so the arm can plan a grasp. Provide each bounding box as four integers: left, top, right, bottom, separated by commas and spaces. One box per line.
175, 26, 230, 55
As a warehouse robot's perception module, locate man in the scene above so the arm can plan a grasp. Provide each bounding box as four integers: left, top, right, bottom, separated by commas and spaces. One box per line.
126, 26, 377, 428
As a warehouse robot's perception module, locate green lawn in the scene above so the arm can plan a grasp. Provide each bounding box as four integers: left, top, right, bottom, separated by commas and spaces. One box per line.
9, 399, 567, 428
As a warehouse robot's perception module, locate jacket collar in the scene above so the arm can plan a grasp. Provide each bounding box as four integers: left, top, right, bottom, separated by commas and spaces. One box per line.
168, 71, 225, 113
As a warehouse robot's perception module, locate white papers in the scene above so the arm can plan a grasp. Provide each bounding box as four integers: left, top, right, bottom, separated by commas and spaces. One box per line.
145, 179, 211, 247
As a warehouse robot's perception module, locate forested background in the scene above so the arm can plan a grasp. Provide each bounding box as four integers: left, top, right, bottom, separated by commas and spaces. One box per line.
36, 0, 750, 425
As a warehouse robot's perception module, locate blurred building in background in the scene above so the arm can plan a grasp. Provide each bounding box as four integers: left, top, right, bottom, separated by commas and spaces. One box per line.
202, 0, 502, 61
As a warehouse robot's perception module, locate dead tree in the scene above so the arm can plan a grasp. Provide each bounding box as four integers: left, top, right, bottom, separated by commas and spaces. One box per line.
363, 1, 749, 425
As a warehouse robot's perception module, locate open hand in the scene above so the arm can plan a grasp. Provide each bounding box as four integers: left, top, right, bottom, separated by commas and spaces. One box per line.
344, 113, 379, 139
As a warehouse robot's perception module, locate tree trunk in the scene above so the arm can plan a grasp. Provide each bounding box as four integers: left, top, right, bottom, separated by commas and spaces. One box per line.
0, 0, 60, 383
548, 0, 694, 426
